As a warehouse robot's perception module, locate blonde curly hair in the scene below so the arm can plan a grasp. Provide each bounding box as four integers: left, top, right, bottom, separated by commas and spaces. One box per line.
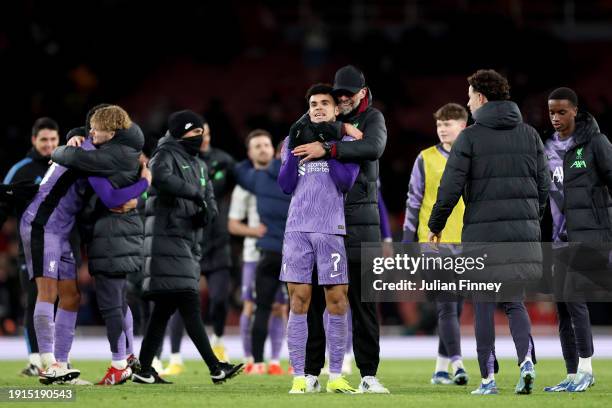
90, 105, 132, 131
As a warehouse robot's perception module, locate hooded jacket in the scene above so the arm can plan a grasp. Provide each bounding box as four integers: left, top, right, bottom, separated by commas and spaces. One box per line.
556, 112, 612, 242
429, 100, 550, 242
428, 101, 550, 285
142, 135, 217, 296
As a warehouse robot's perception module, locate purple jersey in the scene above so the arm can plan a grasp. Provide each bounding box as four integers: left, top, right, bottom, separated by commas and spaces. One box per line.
20, 142, 95, 280
544, 132, 575, 243
281, 136, 357, 235
21, 147, 95, 237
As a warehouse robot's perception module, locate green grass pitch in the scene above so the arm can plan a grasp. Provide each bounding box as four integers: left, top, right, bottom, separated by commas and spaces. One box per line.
0, 359, 610, 407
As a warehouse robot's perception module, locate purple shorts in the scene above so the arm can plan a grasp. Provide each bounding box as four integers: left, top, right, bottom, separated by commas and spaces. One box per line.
280, 231, 348, 285
242, 261, 287, 304
20, 223, 76, 281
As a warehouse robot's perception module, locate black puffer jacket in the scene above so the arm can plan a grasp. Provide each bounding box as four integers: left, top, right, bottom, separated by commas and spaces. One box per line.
561, 112, 612, 242
51, 125, 145, 276
335, 89, 387, 262
429, 101, 550, 285
143, 135, 217, 297
429, 101, 550, 242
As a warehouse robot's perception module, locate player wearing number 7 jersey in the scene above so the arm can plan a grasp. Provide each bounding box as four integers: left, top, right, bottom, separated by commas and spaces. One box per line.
278, 83, 360, 394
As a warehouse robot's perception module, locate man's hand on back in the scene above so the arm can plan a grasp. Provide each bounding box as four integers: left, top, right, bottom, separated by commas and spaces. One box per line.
110, 198, 137, 214
67, 136, 85, 147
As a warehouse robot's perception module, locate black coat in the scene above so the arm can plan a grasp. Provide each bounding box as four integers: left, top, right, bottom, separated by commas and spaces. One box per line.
143, 135, 217, 297
335, 90, 387, 262
429, 101, 550, 243
428, 101, 550, 286
560, 112, 612, 242
51, 125, 144, 276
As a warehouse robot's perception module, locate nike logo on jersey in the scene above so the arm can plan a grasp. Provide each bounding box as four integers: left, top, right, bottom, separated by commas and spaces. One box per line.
330, 272, 343, 278
182, 165, 191, 169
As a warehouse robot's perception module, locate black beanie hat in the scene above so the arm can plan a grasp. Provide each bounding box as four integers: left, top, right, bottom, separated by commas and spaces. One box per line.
66, 126, 87, 140
168, 110, 204, 138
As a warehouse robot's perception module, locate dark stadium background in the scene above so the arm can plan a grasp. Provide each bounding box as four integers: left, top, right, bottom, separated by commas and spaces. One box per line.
1, 0, 612, 335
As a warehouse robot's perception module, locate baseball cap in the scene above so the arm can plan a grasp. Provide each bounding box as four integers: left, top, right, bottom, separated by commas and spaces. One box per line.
333, 65, 366, 95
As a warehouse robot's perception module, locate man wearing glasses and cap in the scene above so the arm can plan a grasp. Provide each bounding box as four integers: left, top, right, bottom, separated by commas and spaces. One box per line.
292, 65, 389, 393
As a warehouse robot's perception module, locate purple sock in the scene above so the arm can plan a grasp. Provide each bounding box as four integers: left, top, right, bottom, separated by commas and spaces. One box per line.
124, 306, 134, 356
240, 313, 252, 359
268, 314, 285, 361
287, 312, 307, 376
325, 308, 352, 355
327, 313, 347, 374
345, 308, 352, 353
54, 309, 77, 363
34, 302, 55, 354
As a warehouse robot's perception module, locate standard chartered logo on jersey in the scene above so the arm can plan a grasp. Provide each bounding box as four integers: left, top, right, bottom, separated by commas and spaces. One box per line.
298, 161, 330, 177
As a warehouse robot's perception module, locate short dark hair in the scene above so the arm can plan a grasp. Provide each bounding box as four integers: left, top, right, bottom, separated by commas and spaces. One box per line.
32, 117, 59, 137
245, 129, 272, 148
305, 83, 336, 104
434, 103, 468, 122
467, 69, 510, 101
548, 87, 578, 107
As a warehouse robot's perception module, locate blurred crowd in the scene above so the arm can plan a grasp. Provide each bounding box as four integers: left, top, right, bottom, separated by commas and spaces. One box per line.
2, 0, 612, 334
